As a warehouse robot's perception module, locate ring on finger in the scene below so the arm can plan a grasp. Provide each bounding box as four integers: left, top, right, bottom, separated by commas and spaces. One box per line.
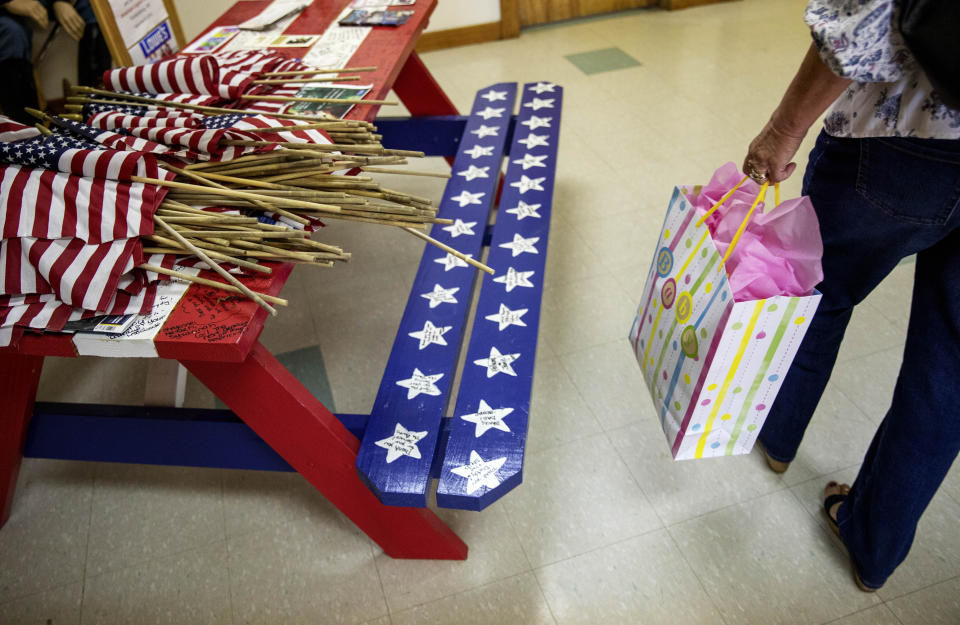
745, 163, 768, 184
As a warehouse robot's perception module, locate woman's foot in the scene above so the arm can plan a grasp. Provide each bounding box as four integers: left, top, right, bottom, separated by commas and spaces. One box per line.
822, 481, 878, 593
757, 440, 790, 473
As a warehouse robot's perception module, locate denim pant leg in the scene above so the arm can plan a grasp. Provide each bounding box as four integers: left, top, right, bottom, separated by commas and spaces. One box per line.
838, 226, 960, 588
758, 132, 918, 462
0, 15, 32, 63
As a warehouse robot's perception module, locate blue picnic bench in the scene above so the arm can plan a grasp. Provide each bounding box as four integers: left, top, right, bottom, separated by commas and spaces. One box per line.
17, 81, 562, 555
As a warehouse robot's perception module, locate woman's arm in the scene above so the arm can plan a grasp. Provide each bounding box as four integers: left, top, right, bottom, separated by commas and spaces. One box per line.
744, 42, 852, 183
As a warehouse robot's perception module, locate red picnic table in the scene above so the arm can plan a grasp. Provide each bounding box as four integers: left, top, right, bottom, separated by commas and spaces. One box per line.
0, 0, 470, 559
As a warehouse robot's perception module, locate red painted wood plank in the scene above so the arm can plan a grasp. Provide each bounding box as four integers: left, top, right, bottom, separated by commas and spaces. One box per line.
0, 353, 44, 527
153, 262, 293, 362
203, 0, 438, 121
180, 341, 467, 559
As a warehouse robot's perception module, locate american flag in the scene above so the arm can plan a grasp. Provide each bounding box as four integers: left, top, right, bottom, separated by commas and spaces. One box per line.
82, 95, 220, 119
51, 116, 255, 162
88, 111, 204, 131
0, 132, 156, 179
0, 129, 170, 243
0, 118, 41, 143
0, 115, 175, 346
102, 54, 259, 100
0, 251, 182, 347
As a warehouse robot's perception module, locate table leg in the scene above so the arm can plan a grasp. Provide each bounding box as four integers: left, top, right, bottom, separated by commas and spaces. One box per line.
179, 342, 468, 560
393, 51, 459, 117
393, 51, 460, 166
0, 353, 44, 528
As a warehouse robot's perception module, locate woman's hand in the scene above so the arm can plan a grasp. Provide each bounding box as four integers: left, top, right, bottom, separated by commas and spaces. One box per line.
742, 119, 806, 184
4, 0, 48, 29
52, 1, 85, 41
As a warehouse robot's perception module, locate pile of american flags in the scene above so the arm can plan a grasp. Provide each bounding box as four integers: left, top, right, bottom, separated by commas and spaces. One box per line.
0, 50, 366, 346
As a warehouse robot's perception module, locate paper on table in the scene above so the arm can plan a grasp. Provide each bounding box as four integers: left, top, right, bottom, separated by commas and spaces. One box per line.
350, 0, 415, 6
269, 34, 321, 47
238, 0, 310, 30
73, 266, 200, 358
218, 12, 299, 52
303, 9, 371, 70
287, 83, 373, 118
182, 26, 238, 54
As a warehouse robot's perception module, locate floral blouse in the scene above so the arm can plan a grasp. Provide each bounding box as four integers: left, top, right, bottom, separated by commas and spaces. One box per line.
806, 0, 960, 138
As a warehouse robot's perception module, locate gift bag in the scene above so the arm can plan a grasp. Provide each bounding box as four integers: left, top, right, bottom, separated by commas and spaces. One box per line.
628, 169, 822, 460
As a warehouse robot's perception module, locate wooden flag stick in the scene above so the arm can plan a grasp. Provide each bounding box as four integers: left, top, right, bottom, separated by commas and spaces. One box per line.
153, 216, 278, 315
401, 227, 494, 275
140, 263, 287, 305
252, 76, 361, 84
240, 94, 397, 106
132, 176, 342, 214
361, 166, 451, 179
160, 164, 312, 226
260, 66, 377, 77
233, 121, 364, 133
143, 240, 272, 274
168, 229, 307, 239
70, 87, 362, 124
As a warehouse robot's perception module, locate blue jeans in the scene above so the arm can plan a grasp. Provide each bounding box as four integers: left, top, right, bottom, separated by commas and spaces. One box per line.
758, 130, 960, 588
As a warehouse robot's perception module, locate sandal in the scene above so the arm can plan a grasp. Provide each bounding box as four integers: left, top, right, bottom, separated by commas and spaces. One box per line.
823, 481, 879, 593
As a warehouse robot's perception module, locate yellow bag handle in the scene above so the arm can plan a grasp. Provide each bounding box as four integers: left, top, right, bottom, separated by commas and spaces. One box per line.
719, 181, 769, 272
695, 175, 749, 227
693, 172, 781, 272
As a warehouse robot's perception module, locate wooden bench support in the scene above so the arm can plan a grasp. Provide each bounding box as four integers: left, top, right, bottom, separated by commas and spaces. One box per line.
181, 342, 467, 560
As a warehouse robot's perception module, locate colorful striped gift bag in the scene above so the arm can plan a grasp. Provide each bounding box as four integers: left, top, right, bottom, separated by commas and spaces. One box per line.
628, 173, 822, 460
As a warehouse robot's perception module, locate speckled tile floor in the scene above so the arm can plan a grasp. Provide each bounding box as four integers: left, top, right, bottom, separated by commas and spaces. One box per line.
3, 1, 959, 623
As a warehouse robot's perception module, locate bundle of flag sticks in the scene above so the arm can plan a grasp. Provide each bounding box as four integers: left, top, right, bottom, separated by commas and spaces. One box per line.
32, 89, 490, 316
0, 52, 490, 342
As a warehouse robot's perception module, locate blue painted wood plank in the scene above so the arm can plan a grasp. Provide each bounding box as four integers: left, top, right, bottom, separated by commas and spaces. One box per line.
356, 84, 520, 507
436, 81, 563, 510
375, 116, 466, 157
25, 404, 297, 472
25, 403, 457, 473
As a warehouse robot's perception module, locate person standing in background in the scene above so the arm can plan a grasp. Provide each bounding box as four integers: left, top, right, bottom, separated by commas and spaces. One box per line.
742, 0, 960, 592
0, 0, 111, 123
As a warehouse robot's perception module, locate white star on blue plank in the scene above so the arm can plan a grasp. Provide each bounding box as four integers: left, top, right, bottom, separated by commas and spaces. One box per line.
408, 320, 452, 350
510, 175, 546, 194
450, 190, 485, 208
395, 368, 444, 400
471, 125, 500, 139
477, 106, 505, 120
484, 302, 529, 331
523, 97, 555, 111
450, 450, 508, 494
421, 283, 459, 308
499, 233, 540, 257
375, 423, 429, 463
518, 133, 549, 149
528, 82, 557, 94
457, 165, 490, 181
460, 400, 513, 437
474, 346, 520, 378
435, 252, 471, 271
442, 219, 477, 238
464, 145, 494, 159
505, 200, 542, 220
480, 89, 508, 102
512, 153, 548, 170
493, 267, 535, 292
521, 116, 552, 130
